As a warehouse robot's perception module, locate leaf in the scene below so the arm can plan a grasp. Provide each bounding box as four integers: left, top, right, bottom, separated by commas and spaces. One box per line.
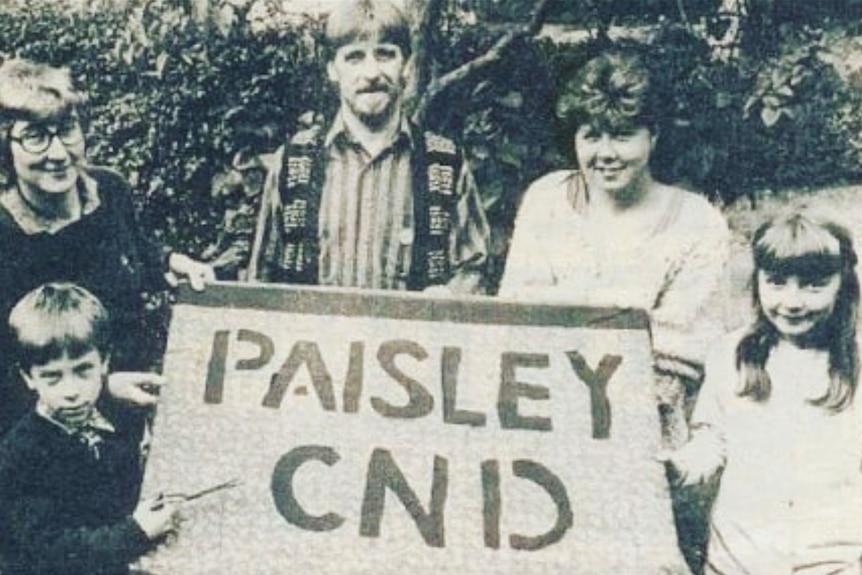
771, 68, 790, 87
495, 91, 523, 109
498, 141, 524, 169
776, 85, 794, 98
471, 145, 490, 161
790, 65, 807, 86
762, 95, 782, 108
743, 95, 759, 117
761, 106, 782, 128
155, 51, 168, 78
471, 80, 492, 99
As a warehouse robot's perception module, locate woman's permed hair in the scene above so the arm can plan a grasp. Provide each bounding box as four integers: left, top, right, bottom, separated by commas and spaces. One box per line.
736, 209, 860, 411
8, 283, 111, 373
555, 43, 661, 138
324, 0, 412, 61
0, 59, 88, 187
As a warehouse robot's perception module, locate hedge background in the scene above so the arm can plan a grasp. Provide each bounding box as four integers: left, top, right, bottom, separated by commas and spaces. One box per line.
4, 5, 861, 570
2, 0, 862, 291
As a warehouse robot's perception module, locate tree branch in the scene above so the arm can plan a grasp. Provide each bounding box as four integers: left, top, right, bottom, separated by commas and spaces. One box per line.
413, 0, 553, 124
676, 0, 694, 33
412, 0, 446, 106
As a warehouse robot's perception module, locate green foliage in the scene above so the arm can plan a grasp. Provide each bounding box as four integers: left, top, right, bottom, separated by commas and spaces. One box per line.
2, 0, 862, 279
738, 26, 862, 191
0, 0, 327, 256
648, 21, 862, 201
472, 0, 721, 26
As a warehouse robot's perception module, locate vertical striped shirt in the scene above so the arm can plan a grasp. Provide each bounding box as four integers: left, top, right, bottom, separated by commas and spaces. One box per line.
250, 113, 490, 293
318, 117, 415, 290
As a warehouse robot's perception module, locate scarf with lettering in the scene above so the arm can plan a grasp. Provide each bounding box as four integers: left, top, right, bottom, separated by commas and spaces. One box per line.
275, 124, 461, 290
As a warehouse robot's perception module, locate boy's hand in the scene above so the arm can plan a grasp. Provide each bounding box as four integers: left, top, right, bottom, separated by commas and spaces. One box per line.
106, 372, 167, 408
134, 496, 180, 541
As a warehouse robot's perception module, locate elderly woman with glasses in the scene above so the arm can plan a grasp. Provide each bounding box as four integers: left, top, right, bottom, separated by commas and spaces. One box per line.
0, 59, 214, 432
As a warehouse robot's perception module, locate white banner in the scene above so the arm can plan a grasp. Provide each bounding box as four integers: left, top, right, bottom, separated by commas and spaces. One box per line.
140, 282, 689, 574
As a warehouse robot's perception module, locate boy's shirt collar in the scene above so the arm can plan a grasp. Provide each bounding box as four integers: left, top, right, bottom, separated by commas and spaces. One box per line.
35, 402, 116, 436
35, 404, 116, 460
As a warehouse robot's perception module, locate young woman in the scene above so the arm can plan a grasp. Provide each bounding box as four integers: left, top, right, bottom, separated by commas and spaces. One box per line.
499, 44, 731, 449
670, 209, 862, 574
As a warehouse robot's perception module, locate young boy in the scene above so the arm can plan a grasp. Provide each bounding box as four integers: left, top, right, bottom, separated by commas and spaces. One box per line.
0, 283, 179, 575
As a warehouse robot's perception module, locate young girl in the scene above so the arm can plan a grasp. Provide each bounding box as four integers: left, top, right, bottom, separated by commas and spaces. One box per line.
670, 209, 862, 574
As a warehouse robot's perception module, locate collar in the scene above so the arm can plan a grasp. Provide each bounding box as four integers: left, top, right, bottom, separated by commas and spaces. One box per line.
324, 110, 414, 152
0, 168, 102, 235
35, 402, 116, 436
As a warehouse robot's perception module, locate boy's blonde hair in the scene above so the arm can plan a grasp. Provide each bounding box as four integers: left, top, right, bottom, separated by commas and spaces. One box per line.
8, 283, 111, 372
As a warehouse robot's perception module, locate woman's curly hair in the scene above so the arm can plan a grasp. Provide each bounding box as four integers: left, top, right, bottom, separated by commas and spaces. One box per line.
555, 43, 662, 138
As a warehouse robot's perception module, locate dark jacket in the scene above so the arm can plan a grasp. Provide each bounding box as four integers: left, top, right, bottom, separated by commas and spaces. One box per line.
0, 409, 151, 575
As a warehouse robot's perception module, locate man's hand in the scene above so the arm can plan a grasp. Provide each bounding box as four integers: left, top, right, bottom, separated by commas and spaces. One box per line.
422, 285, 453, 297
166, 253, 216, 291
106, 372, 167, 408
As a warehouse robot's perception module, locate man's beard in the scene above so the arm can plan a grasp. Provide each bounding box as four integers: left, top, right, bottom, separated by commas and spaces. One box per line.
356, 102, 397, 130
350, 84, 401, 130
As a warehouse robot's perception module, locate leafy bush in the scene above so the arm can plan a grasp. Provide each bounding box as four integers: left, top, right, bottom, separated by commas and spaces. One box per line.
2, 0, 862, 278
652, 21, 862, 202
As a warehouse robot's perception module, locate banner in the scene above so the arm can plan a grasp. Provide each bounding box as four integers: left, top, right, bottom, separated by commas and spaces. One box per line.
140, 282, 689, 574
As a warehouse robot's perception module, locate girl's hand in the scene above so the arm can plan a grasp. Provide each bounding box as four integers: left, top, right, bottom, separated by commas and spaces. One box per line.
656, 424, 726, 486
166, 253, 215, 291
133, 495, 181, 541
106, 372, 167, 408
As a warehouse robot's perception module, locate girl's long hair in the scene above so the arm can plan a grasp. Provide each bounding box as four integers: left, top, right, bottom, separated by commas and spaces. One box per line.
736, 210, 860, 411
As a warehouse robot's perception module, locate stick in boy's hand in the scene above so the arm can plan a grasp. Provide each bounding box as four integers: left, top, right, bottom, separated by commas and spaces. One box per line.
162, 478, 242, 504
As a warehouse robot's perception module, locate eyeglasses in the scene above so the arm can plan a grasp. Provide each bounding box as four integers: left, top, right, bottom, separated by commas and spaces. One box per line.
9, 122, 84, 154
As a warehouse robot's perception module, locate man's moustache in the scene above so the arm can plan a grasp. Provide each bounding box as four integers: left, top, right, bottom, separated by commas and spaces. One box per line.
358, 84, 393, 94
